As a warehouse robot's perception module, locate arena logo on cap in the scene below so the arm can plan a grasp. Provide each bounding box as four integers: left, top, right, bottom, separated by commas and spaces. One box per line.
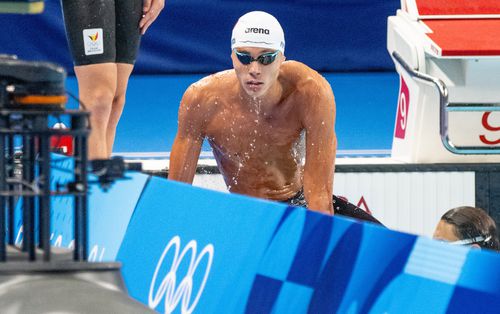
149, 236, 214, 314
245, 28, 270, 34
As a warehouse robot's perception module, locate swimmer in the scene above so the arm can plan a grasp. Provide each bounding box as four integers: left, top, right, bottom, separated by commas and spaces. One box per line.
433, 206, 499, 251
61, 0, 164, 159
169, 11, 381, 224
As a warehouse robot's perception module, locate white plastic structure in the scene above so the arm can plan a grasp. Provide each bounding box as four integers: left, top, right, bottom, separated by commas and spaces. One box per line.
387, 0, 500, 163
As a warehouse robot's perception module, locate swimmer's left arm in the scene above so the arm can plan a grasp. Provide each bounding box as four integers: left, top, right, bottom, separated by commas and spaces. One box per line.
302, 78, 337, 215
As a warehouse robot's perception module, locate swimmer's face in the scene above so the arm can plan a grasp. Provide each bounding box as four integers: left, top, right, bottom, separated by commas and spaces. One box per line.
232, 47, 285, 98
433, 220, 459, 242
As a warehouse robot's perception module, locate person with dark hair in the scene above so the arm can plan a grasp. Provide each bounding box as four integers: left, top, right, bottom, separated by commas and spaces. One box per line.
433, 206, 499, 251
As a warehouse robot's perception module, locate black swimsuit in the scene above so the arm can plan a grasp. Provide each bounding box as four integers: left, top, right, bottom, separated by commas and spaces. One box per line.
284, 189, 384, 226
61, 0, 143, 65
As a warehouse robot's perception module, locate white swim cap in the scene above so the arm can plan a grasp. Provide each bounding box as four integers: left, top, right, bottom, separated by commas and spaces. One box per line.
231, 11, 285, 53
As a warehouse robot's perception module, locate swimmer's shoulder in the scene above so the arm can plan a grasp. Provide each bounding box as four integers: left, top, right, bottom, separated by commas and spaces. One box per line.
188, 69, 236, 97
180, 70, 236, 113
280, 61, 333, 96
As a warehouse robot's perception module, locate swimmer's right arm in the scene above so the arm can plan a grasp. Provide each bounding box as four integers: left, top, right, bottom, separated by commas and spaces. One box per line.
169, 87, 205, 184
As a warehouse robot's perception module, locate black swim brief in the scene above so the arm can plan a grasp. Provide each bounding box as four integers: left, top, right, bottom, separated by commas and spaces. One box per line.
284, 189, 384, 226
61, 0, 142, 66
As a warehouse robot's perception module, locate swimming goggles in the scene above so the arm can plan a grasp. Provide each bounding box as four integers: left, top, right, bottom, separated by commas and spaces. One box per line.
234, 49, 279, 65
448, 235, 491, 246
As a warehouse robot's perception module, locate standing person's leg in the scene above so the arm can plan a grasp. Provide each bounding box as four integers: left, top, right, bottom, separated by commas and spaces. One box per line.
74, 64, 118, 159
61, 0, 117, 159
106, 63, 134, 156
104, 0, 143, 156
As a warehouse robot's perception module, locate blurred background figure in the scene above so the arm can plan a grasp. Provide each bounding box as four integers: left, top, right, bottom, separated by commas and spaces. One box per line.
433, 206, 499, 251
60, 0, 164, 159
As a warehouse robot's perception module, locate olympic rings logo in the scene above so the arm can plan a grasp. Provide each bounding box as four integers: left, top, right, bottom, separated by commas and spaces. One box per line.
148, 236, 214, 314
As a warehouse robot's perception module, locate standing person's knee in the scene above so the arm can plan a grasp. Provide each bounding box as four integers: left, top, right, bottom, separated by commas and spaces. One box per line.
86, 88, 115, 122
108, 94, 127, 127
113, 93, 126, 107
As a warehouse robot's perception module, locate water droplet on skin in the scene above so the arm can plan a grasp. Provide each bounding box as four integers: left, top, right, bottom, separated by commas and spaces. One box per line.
254, 120, 258, 123
322, 121, 325, 125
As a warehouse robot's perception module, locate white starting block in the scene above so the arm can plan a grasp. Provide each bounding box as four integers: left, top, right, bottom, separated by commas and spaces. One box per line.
387, 0, 500, 163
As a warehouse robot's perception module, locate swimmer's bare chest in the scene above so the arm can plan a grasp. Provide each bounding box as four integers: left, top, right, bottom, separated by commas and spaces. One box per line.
206, 99, 302, 160
204, 100, 304, 198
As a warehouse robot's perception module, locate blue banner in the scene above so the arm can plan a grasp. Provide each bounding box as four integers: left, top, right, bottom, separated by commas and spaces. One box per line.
116, 176, 500, 313
13, 164, 500, 312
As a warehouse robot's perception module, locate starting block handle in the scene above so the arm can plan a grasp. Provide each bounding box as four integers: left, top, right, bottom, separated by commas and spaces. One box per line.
392, 51, 500, 155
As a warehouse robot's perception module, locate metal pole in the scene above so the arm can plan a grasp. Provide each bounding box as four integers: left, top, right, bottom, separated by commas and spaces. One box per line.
7, 132, 15, 246
81, 123, 88, 261
72, 114, 88, 261
22, 134, 36, 261
0, 114, 6, 261
37, 116, 51, 261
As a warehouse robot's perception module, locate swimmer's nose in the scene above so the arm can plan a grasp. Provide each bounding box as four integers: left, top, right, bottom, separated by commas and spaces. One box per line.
248, 61, 261, 77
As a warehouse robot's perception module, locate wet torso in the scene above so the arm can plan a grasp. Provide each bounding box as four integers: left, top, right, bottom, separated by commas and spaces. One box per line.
197, 62, 316, 200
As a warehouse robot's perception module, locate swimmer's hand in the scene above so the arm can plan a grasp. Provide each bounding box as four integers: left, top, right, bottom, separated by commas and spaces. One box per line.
140, 0, 165, 35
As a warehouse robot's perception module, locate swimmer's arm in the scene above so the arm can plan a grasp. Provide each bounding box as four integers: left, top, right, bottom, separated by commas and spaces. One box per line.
303, 81, 337, 214
169, 87, 205, 184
